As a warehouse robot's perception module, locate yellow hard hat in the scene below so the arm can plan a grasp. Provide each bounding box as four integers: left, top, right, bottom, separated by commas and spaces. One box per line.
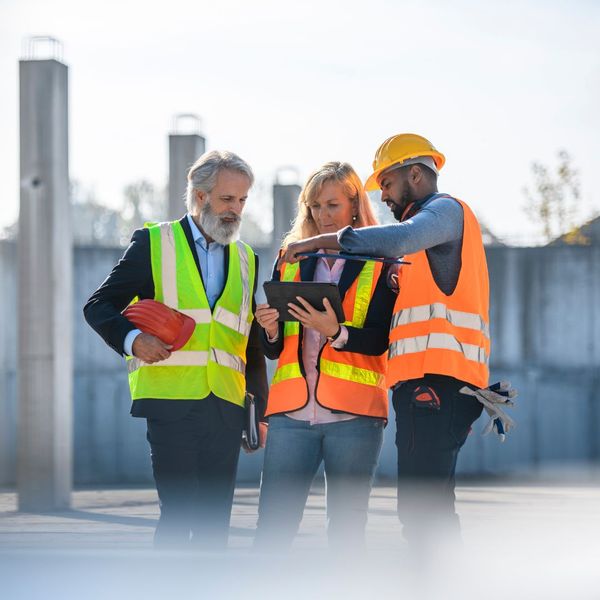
364, 133, 446, 191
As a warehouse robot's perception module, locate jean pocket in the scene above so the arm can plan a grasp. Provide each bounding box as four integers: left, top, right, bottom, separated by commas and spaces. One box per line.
449, 393, 484, 447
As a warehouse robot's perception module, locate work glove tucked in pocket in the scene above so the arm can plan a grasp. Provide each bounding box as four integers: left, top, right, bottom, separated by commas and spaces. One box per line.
459, 381, 518, 442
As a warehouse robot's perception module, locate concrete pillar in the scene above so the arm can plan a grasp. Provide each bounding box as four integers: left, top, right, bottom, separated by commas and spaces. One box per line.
18, 38, 72, 511
272, 167, 301, 253
168, 114, 205, 221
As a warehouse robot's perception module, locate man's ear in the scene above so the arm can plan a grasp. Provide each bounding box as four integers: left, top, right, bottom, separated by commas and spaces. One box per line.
409, 165, 423, 184
195, 189, 208, 206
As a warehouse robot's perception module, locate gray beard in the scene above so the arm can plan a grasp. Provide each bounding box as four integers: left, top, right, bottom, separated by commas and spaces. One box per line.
199, 201, 241, 245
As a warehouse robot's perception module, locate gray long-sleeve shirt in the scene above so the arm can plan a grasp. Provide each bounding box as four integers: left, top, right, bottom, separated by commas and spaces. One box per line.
338, 193, 464, 295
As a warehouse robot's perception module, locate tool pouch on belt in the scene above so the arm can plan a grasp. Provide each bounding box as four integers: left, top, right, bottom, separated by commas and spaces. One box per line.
410, 385, 441, 411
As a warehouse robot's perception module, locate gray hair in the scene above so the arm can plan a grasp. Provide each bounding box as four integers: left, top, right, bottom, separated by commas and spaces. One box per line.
185, 150, 254, 211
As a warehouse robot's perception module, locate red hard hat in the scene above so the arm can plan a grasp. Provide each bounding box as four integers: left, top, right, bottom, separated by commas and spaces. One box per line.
123, 299, 196, 351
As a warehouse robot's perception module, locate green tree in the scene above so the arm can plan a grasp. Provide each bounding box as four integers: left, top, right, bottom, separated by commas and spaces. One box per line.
523, 150, 587, 244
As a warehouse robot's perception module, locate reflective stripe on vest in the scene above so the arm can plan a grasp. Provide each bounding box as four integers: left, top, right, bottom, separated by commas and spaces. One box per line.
213, 306, 252, 337
349, 260, 376, 328
319, 358, 386, 387
210, 347, 246, 374
179, 308, 212, 323
128, 351, 209, 373
390, 302, 490, 339
271, 360, 302, 385
389, 333, 489, 365
267, 259, 388, 418
268, 263, 302, 387
127, 220, 254, 405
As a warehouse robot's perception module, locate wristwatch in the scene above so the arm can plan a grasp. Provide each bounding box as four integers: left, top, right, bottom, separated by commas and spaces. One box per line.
327, 326, 342, 343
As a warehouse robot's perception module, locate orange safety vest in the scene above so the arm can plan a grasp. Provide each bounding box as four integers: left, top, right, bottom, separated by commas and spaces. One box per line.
266, 259, 389, 418
387, 196, 490, 389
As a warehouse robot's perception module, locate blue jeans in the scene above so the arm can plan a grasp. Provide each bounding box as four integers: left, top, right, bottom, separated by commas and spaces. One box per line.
254, 415, 384, 550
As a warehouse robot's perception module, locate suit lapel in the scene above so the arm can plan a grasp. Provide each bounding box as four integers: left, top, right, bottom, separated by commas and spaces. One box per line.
337, 259, 365, 300
299, 257, 318, 282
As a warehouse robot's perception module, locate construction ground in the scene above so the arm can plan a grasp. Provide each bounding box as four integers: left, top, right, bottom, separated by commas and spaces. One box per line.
1, 476, 599, 600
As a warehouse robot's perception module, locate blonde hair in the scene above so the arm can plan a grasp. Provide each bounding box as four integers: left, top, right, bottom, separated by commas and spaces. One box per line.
282, 161, 378, 247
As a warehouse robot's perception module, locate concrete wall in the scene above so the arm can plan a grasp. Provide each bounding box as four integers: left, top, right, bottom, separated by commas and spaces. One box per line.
1, 241, 599, 485
458, 246, 600, 476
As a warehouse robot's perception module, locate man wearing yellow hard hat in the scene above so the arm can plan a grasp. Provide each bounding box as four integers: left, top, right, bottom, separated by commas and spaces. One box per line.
281, 133, 494, 547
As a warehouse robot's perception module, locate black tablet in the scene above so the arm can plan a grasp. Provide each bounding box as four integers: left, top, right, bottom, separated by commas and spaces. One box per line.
263, 281, 346, 322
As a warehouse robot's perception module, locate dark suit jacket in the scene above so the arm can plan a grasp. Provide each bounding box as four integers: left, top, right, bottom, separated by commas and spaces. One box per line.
262, 256, 396, 361
83, 215, 268, 421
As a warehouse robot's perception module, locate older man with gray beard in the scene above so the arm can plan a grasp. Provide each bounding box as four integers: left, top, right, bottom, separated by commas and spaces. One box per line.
84, 150, 268, 549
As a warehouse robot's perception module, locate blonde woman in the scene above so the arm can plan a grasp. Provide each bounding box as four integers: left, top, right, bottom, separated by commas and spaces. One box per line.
253, 162, 396, 550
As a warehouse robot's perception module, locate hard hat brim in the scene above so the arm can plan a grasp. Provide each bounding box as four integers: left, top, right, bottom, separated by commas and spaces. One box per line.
364, 170, 383, 192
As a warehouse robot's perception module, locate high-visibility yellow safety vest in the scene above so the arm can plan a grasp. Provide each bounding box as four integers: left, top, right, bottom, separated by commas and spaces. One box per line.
126, 220, 256, 407
266, 259, 388, 418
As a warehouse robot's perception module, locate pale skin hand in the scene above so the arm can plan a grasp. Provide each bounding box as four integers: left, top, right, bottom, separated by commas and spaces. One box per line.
131, 332, 172, 363
242, 422, 268, 454
254, 303, 280, 339
278, 233, 341, 268
287, 297, 340, 338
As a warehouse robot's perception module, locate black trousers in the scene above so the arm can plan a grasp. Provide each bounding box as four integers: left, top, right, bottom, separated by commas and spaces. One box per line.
392, 375, 483, 547
145, 395, 244, 549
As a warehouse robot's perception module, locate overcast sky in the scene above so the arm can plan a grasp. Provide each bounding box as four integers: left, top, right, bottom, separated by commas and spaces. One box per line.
1, 0, 599, 242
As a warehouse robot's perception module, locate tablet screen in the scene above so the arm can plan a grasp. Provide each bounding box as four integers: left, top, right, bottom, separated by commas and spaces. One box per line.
263, 281, 346, 322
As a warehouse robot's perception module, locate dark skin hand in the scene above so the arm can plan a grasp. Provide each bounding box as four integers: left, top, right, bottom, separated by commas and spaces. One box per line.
131, 332, 172, 363
277, 233, 340, 269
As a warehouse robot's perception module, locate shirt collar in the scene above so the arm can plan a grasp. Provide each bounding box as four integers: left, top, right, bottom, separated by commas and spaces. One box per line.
414, 192, 439, 210
317, 249, 345, 267
402, 192, 442, 221
187, 213, 223, 251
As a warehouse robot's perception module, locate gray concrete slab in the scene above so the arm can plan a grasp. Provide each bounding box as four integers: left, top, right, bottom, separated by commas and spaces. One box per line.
1, 481, 599, 599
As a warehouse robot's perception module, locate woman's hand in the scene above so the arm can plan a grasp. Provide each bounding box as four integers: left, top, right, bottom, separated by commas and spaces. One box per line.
287, 297, 340, 337
255, 303, 279, 339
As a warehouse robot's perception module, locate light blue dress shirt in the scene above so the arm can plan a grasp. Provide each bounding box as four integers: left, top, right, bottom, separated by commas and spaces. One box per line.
123, 214, 226, 356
